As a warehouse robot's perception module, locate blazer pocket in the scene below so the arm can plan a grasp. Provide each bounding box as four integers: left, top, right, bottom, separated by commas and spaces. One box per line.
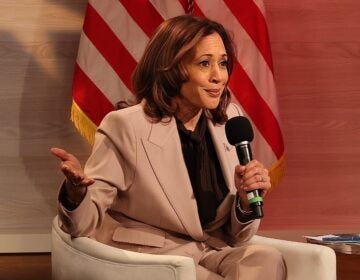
112, 226, 165, 248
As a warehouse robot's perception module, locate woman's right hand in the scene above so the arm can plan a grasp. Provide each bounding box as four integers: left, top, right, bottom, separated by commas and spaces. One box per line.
51, 147, 95, 204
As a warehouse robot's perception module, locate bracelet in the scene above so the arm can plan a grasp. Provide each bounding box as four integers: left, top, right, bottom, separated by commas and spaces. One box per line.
236, 196, 252, 215
68, 178, 82, 187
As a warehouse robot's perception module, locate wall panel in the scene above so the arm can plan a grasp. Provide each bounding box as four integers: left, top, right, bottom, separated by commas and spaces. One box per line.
262, 0, 360, 230
0, 0, 90, 251
1, 0, 359, 251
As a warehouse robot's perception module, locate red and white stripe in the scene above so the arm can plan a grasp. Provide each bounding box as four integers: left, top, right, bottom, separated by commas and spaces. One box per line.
71, 0, 284, 181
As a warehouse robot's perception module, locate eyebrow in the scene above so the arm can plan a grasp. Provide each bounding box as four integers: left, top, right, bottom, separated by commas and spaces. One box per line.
197, 53, 228, 59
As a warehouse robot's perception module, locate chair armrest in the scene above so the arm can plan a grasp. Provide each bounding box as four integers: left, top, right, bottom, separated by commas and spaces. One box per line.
249, 235, 336, 280
52, 216, 196, 280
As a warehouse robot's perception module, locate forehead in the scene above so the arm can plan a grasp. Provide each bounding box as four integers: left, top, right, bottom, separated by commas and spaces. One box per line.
192, 33, 227, 56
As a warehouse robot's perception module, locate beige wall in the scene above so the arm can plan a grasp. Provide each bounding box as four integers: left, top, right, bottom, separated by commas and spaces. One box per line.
0, 0, 90, 251
262, 0, 360, 230
0, 0, 359, 251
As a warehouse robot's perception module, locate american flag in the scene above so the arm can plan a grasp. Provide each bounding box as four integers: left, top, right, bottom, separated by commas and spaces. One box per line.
71, 0, 285, 187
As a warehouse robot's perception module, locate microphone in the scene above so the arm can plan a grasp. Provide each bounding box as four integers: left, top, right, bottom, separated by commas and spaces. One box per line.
225, 116, 264, 219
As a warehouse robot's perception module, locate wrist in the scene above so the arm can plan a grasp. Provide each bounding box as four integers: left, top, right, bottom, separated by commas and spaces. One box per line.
236, 195, 252, 214
65, 180, 86, 204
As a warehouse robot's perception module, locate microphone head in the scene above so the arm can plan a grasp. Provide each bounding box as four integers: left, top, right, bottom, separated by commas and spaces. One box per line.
225, 116, 254, 145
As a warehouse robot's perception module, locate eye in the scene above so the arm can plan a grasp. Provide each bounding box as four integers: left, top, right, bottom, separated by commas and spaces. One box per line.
199, 60, 210, 67
219, 60, 228, 68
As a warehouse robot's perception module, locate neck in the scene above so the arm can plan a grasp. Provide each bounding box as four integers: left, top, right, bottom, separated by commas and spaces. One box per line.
175, 107, 203, 131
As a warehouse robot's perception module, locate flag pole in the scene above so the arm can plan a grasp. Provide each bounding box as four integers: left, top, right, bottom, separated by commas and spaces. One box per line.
187, 0, 194, 15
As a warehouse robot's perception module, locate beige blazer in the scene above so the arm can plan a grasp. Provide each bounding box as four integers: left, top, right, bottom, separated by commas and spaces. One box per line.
58, 102, 259, 257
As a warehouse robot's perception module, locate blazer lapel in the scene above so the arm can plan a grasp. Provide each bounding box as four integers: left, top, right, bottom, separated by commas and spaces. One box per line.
141, 118, 204, 239
207, 119, 239, 223
207, 119, 238, 193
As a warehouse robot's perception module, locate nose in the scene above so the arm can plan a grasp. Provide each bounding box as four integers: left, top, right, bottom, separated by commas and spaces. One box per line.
210, 65, 226, 84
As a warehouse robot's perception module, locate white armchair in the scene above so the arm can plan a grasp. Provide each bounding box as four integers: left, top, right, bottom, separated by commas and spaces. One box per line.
248, 235, 336, 280
51, 216, 196, 280
52, 216, 336, 280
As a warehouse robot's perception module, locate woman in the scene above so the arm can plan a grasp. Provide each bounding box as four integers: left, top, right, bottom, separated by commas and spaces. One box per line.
52, 15, 286, 280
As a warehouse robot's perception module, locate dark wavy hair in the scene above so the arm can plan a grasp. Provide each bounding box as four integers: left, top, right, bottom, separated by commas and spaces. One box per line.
129, 15, 236, 124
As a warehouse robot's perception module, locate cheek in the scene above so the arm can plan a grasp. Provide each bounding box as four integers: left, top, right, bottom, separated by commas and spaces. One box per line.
222, 70, 229, 82
186, 70, 208, 86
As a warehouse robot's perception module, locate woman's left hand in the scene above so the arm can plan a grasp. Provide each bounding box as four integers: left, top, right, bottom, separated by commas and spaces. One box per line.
234, 159, 271, 211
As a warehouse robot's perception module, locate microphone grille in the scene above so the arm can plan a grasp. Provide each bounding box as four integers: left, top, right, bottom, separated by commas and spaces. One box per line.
225, 116, 254, 145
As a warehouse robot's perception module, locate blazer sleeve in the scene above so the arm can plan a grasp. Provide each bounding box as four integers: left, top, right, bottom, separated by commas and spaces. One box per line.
58, 111, 137, 237
227, 197, 260, 244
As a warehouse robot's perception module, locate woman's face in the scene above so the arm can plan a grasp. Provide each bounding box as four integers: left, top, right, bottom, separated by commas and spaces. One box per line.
177, 32, 229, 112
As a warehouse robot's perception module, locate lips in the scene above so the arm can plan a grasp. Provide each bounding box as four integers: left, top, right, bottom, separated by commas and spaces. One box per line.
205, 88, 222, 97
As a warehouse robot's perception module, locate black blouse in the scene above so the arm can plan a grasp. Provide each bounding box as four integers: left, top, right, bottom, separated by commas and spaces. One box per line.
176, 113, 229, 227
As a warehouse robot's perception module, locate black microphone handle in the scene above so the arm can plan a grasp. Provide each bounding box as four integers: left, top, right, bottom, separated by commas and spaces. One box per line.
235, 142, 264, 219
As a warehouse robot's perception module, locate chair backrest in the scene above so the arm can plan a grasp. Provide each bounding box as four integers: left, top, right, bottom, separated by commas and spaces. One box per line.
51, 216, 196, 280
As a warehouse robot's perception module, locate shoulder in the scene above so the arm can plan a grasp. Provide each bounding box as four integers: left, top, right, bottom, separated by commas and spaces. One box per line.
226, 102, 244, 119
98, 103, 150, 132
101, 104, 145, 124
94, 104, 153, 146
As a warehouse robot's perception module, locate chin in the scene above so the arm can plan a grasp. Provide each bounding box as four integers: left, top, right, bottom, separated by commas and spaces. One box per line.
204, 100, 221, 110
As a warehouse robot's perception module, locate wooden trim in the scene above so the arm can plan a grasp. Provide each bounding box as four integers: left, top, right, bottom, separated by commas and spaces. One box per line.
0, 233, 51, 253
